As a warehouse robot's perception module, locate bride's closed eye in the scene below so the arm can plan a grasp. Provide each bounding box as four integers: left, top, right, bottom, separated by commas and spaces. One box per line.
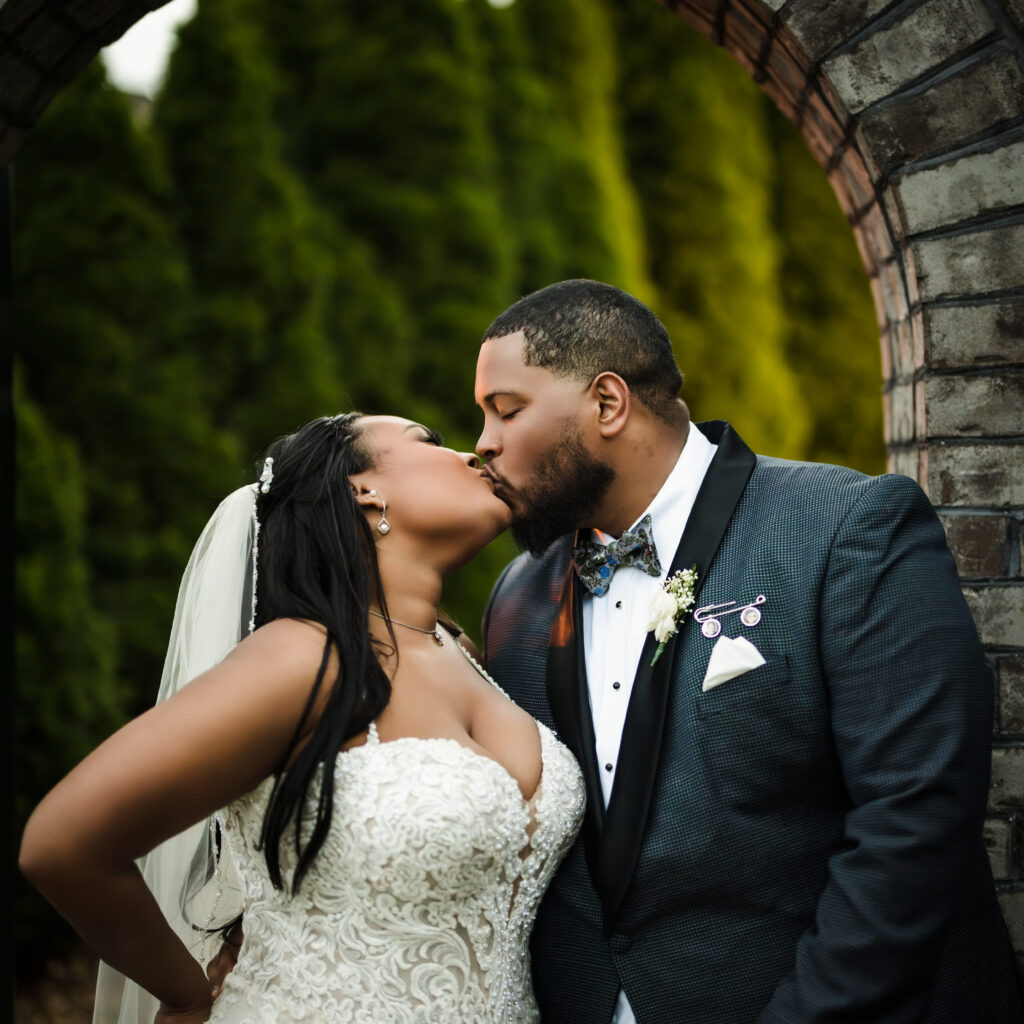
420, 429, 444, 446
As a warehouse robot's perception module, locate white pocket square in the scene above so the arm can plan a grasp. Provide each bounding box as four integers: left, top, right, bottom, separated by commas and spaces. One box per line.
701, 635, 766, 692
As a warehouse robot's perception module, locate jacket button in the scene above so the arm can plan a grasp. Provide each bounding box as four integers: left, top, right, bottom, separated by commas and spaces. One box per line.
610, 933, 632, 954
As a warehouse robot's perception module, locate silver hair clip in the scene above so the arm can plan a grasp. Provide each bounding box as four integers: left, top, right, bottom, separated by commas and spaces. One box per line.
258, 456, 275, 493
694, 594, 766, 638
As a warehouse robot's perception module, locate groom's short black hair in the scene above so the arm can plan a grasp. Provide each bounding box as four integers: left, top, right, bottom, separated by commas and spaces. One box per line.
483, 279, 684, 421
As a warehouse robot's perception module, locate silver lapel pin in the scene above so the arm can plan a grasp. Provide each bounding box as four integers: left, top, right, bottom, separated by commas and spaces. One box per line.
694, 594, 766, 638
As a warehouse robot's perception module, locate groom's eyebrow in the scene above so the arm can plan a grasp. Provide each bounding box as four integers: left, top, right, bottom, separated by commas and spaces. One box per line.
482, 390, 518, 405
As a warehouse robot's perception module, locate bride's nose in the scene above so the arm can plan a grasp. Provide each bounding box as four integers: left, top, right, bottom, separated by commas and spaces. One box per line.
461, 452, 481, 469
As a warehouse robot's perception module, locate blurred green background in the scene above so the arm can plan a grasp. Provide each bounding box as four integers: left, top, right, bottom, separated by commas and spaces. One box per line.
13, 0, 883, 978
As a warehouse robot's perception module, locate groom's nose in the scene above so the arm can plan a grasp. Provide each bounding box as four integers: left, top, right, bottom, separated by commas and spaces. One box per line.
476, 427, 499, 462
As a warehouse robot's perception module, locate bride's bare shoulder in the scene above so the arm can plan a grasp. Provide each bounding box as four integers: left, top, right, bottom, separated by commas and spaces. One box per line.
223, 617, 333, 675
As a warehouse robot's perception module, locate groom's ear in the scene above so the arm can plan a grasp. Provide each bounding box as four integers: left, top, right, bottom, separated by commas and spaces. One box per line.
590, 372, 630, 439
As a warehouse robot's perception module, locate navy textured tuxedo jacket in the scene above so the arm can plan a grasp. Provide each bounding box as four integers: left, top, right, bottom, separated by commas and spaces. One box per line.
482, 422, 1023, 1024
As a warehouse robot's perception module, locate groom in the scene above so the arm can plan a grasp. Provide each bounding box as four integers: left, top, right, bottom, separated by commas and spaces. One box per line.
475, 280, 1023, 1023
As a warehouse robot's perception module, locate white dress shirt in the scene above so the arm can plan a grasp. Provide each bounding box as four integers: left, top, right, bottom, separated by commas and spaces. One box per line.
580, 423, 717, 1024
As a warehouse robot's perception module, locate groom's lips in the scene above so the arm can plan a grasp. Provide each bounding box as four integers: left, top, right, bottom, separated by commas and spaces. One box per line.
482, 466, 514, 505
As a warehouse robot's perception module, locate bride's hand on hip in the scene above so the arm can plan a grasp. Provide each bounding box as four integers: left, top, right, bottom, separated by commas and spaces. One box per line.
154, 999, 214, 1024
206, 920, 243, 999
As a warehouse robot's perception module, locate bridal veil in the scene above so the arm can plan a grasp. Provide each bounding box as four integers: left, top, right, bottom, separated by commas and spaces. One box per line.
92, 484, 256, 1024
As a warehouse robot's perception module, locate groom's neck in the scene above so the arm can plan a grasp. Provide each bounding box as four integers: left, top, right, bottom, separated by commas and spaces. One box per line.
586, 418, 689, 538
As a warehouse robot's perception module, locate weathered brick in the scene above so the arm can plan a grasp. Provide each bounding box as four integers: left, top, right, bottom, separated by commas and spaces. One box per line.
62, 0, 130, 33
1008, 0, 1024, 33
915, 378, 928, 438
865, 253, 909, 324
0, 0, 51, 35
923, 375, 1024, 437
926, 444, 1024, 506
780, 0, 892, 62
0, 49, 44, 112
924, 302, 1024, 369
1000, 893, 1024, 951
941, 514, 1012, 577
802, 96, 850, 172
984, 818, 1014, 879
879, 313, 895, 380
896, 139, 1024, 235
912, 223, 1024, 301
999, 655, 1024, 734
11, 6, 80, 70
886, 446, 919, 480
964, 586, 1024, 647
859, 52, 1024, 171
891, 317, 916, 381
823, 0, 995, 113
723, 4, 774, 79
829, 148, 876, 219
911, 309, 926, 368
991, 748, 1024, 809
883, 382, 916, 444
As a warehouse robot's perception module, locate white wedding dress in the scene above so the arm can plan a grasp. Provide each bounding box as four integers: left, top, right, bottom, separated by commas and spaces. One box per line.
208, 651, 585, 1024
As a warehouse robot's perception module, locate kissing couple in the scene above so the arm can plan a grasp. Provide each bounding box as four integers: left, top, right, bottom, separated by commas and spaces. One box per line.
22, 280, 1023, 1023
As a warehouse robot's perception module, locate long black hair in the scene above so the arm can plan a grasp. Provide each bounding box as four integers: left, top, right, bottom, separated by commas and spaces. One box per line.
250, 412, 394, 892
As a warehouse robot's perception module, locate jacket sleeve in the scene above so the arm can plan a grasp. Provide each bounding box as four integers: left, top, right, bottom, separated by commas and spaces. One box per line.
759, 473, 994, 1023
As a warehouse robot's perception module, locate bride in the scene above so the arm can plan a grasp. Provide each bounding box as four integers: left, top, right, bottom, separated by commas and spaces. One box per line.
19, 412, 585, 1023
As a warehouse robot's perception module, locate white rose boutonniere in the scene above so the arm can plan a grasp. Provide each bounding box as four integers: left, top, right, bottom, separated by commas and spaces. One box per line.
646, 566, 698, 666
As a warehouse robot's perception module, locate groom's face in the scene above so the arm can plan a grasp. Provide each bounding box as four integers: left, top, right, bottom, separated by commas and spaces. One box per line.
474, 332, 615, 555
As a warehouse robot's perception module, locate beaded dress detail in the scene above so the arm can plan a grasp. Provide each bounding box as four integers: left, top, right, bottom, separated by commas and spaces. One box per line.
208, 644, 585, 1024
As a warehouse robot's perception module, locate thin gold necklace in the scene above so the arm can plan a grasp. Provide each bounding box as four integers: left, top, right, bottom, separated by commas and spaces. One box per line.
368, 608, 444, 647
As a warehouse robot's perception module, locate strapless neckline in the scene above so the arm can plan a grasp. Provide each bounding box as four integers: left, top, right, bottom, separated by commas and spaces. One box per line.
342, 729, 545, 808
350, 638, 544, 804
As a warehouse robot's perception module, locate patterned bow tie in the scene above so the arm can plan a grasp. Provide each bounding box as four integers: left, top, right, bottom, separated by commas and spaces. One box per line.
572, 514, 662, 597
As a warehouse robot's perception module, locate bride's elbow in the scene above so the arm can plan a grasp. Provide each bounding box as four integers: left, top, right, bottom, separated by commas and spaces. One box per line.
19, 803, 76, 892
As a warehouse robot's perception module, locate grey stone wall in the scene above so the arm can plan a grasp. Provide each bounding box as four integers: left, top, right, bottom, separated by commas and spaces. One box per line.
1, 0, 1023, 968
664, 0, 1024, 966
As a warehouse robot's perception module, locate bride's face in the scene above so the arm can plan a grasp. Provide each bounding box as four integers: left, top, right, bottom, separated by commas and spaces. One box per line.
350, 416, 512, 568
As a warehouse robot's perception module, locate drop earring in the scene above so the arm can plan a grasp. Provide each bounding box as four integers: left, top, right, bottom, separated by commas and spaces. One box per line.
376, 498, 391, 536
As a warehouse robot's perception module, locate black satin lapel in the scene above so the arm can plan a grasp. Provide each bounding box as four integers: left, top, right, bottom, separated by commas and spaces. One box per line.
545, 549, 605, 869
596, 422, 756, 925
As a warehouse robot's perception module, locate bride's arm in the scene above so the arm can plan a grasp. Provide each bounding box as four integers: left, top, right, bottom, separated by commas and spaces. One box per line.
19, 618, 331, 1017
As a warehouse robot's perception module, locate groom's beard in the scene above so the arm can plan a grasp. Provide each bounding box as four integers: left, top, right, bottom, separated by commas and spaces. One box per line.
510, 432, 614, 558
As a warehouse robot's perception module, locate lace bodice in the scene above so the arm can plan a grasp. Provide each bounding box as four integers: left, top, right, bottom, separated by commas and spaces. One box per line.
208, 648, 585, 1023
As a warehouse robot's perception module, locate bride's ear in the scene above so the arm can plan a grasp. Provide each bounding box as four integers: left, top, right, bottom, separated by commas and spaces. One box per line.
351, 483, 384, 514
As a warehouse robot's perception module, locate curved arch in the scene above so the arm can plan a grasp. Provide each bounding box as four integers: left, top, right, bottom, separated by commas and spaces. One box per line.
3, 0, 1023, 948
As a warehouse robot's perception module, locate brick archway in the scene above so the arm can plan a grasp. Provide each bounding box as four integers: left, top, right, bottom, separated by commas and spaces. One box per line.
3, 0, 1023, 957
